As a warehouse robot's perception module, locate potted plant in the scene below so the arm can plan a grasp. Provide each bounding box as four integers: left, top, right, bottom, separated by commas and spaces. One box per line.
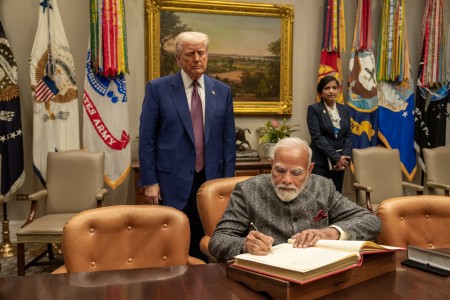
259, 119, 299, 158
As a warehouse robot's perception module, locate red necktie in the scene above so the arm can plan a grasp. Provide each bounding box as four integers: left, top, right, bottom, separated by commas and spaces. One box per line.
191, 80, 204, 172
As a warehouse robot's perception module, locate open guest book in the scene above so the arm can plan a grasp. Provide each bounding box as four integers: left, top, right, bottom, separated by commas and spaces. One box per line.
232, 240, 403, 284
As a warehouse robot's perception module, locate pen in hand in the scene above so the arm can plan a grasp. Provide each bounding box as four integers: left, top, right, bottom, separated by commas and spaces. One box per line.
250, 222, 273, 254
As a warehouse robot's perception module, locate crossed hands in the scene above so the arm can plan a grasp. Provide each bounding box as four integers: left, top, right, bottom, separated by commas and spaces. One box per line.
243, 227, 340, 255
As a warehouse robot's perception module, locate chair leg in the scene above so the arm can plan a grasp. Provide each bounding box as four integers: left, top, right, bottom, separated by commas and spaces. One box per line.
17, 242, 25, 276
47, 243, 54, 260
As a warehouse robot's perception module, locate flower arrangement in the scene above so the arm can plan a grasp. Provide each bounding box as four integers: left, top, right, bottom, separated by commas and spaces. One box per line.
259, 118, 299, 143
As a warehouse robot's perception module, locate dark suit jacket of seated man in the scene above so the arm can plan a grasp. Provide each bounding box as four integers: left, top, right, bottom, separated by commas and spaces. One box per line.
209, 137, 381, 262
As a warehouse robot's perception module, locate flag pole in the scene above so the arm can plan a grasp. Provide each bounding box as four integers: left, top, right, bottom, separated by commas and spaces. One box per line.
1, 202, 15, 257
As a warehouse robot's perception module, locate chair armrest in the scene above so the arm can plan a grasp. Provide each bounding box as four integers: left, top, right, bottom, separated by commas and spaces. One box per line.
96, 188, 108, 200
200, 236, 218, 263
187, 256, 206, 265
28, 190, 48, 201
353, 182, 373, 192
96, 188, 108, 207
51, 265, 68, 274
21, 190, 48, 227
402, 181, 425, 195
425, 181, 450, 196
0, 194, 5, 203
353, 183, 374, 213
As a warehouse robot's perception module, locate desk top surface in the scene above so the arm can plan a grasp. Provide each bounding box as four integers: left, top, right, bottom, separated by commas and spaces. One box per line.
1, 252, 450, 300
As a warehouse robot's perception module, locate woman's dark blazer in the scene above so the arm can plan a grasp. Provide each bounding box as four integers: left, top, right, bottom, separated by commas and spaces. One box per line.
307, 101, 353, 167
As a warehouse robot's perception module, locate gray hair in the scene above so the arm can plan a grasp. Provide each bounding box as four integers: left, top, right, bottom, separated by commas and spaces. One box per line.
175, 32, 209, 56
274, 137, 312, 165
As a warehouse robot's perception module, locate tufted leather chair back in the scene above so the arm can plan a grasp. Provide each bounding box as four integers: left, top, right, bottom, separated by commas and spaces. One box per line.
197, 176, 252, 261
60, 205, 204, 273
376, 195, 450, 248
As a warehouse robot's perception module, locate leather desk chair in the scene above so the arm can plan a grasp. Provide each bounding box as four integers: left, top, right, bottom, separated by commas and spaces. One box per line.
353, 147, 424, 213
376, 195, 450, 248
423, 146, 450, 196
53, 205, 205, 274
196, 176, 252, 262
16, 150, 107, 275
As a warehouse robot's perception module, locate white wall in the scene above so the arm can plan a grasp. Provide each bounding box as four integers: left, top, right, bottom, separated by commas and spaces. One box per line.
0, 0, 446, 220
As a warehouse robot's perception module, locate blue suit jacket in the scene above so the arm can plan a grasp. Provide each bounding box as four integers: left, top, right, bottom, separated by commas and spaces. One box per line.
307, 101, 352, 167
139, 72, 236, 210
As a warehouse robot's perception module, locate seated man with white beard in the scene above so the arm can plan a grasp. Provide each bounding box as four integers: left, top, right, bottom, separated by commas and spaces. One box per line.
209, 137, 381, 262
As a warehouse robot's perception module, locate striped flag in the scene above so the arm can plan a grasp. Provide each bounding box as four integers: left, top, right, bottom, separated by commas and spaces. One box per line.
414, 0, 448, 172
317, 0, 346, 103
0, 20, 25, 201
83, 0, 130, 189
30, 0, 80, 185
376, 0, 416, 181
348, 0, 378, 149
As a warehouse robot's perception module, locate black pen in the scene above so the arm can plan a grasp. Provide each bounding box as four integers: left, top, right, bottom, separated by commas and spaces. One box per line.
249, 222, 273, 253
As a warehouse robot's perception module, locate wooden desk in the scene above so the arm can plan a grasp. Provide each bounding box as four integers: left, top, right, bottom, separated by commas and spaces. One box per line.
0, 264, 269, 300
1, 255, 449, 300
131, 159, 272, 204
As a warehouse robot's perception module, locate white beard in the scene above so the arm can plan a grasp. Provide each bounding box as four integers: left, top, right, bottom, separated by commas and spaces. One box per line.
271, 175, 308, 202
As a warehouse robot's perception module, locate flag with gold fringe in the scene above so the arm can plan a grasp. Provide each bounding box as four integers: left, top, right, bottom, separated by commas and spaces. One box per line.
348, 0, 378, 149
83, 0, 130, 189
0, 20, 25, 201
414, 0, 448, 172
376, 0, 416, 181
30, 0, 80, 185
317, 0, 346, 103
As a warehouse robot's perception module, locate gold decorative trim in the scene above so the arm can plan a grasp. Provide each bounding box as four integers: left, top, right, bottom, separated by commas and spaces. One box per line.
145, 0, 294, 115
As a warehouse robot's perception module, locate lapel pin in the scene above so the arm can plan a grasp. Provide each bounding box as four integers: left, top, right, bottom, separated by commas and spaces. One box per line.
212, 90, 215, 95
323, 110, 326, 114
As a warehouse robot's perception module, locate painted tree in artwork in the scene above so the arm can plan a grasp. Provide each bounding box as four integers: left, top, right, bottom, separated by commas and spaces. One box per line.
160, 11, 191, 75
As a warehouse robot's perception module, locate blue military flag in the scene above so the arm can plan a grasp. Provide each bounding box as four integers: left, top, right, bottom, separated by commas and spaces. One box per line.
376, 0, 416, 181
0, 20, 25, 201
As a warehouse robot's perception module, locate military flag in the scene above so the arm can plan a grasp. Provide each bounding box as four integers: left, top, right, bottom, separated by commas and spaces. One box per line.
414, 0, 448, 172
0, 20, 24, 200
83, 0, 130, 189
348, 0, 378, 149
376, 0, 416, 181
30, 0, 80, 185
317, 0, 346, 103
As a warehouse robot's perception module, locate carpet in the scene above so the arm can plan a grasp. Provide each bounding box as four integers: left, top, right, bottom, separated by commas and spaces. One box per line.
0, 243, 63, 277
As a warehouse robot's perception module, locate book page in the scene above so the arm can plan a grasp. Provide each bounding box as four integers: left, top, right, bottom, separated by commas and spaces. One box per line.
314, 240, 403, 253
235, 244, 357, 273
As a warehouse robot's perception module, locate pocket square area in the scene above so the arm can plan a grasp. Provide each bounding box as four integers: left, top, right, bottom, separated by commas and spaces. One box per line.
313, 210, 328, 222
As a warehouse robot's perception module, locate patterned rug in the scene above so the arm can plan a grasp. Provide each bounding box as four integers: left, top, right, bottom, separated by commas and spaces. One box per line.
0, 243, 63, 277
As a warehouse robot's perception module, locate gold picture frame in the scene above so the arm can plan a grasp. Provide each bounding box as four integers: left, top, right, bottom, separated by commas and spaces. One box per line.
145, 0, 294, 115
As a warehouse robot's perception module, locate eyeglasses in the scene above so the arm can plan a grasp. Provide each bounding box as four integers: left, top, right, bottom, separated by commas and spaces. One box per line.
272, 165, 306, 178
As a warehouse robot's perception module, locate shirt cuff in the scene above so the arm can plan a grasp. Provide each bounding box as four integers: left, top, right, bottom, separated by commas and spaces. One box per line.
329, 225, 350, 240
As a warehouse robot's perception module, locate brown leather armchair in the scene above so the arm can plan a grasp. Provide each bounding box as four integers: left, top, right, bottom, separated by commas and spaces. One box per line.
196, 176, 253, 262
376, 195, 450, 248
352, 147, 424, 213
16, 149, 107, 276
53, 205, 205, 274
423, 146, 450, 196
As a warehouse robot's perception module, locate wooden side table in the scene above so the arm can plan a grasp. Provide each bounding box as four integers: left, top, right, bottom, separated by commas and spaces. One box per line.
131, 159, 272, 204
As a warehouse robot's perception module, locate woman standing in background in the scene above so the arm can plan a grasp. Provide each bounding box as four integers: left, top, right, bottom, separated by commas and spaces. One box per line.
307, 75, 352, 193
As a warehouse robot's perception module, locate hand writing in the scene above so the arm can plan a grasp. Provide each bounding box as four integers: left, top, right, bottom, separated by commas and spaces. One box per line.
290, 227, 339, 248
244, 230, 274, 255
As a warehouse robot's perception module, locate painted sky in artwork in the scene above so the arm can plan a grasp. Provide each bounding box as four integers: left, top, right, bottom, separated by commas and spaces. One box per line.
173, 12, 281, 57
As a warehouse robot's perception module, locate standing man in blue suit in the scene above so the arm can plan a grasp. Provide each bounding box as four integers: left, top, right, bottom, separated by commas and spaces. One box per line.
139, 32, 236, 260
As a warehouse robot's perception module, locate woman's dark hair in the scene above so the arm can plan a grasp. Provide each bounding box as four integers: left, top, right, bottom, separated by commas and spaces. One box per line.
317, 75, 340, 94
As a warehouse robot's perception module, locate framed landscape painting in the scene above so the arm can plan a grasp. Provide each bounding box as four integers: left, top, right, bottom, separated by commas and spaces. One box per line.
145, 0, 294, 115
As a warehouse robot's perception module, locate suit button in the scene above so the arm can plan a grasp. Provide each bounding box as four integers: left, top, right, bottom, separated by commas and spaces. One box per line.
293, 218, 298, 222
